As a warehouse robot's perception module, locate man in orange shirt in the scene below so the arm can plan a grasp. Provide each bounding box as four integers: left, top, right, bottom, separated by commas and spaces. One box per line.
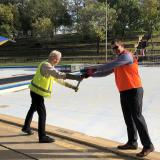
84, 39, 154, 157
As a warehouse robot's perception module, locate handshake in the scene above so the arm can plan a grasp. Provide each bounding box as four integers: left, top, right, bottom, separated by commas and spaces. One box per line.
65, 67, 97, 92
65, 67, 97, 81
80, 68, 97, 78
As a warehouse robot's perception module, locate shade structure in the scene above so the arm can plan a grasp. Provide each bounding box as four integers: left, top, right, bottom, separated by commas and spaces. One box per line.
0, 36, 9, 45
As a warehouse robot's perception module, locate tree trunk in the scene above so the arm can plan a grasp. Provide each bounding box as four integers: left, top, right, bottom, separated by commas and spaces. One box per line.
96, 37, 100, 54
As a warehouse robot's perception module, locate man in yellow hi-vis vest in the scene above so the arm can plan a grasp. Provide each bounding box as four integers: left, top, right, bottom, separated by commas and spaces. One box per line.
22, 50, 82, 143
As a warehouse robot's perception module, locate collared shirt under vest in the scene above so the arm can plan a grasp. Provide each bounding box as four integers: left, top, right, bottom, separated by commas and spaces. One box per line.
114, 51, 142, 92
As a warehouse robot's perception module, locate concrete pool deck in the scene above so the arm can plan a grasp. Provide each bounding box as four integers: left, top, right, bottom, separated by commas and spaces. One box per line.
1, 114, 160, 160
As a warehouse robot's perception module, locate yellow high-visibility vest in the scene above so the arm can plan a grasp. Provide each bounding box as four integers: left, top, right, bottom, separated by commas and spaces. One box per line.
29, 61, 55, 97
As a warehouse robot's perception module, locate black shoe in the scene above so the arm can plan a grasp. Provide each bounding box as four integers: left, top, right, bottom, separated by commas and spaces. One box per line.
117, 143, 138, 150
21, 128, 34, 135
39, 136, 55, 143
136, 147, 154, 157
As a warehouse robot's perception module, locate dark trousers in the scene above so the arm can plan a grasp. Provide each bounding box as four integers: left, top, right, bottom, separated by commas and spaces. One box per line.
23, 91, 46, 138
120, 88, 153, 148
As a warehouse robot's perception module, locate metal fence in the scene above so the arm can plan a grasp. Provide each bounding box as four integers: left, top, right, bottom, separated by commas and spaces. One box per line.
1, 50, 160, 65
138, 50, 160, 66
0, 56, 107, 64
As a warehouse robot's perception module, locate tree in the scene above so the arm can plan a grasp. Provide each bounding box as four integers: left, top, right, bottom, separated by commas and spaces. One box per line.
0, 0, 31, 37
141, 0, 160, 48
15, 0, 32, 36
78, 1, 106, 54
97, 0, 106, 2
107, 0, 117, 7
112, 0, 141, 37
67, 0, 84, 32
78, 1, 117, 54
27, 0, 71, 36
0, 4, 15, 37
32, 17, 53, 37
0, 0, 16, 4
90, 2, 106, 54
107, 3, 117, 36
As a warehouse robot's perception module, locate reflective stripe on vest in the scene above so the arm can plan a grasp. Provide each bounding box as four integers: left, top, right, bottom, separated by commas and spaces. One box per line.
31, 80, 51, 94
114, 52, 142, 92
29, 61, 54, 97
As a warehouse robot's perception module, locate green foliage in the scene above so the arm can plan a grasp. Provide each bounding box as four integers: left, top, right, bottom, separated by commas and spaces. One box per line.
28, 0, 71, 33
0, 24, 13, 37
32, 17, 53, 37
12, 5, 21, 32
78, 1, 107, 41
1, 0, 160, 39
112, 0, 141, 37
0, 0, 72, 36
107, 4, 117, 33
90, 2, 106, 41
0, 0, 16, 4
141, 0, 160, 35
97, 0, 106, 2
0, 4, 14, 24
66, 0, 84, 31
0, 4, 16, 37
107, 0, 116, 7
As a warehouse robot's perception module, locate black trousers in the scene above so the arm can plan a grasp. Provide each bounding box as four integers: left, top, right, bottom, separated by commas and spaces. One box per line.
23, 91, 46, 138
120, 87, 153, 148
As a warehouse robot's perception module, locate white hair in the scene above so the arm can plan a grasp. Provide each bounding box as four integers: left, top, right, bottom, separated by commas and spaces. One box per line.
49, 50, 62, 58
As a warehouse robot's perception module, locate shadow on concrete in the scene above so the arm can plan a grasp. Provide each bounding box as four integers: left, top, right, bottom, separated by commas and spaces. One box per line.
0, 141, 38, 145
0, 148, 140, 160
0, 134, 29, 138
